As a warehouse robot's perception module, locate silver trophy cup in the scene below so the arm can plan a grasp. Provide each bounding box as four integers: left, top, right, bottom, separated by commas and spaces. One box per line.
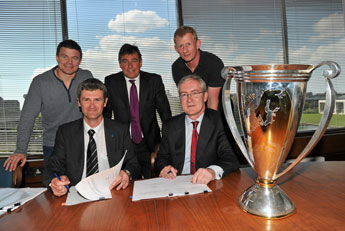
222, 62, 340, 218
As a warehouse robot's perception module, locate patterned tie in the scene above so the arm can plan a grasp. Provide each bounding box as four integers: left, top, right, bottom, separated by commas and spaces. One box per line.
86, 129, 99, 177
129, 80, 142, 144
191, 121, 199, 174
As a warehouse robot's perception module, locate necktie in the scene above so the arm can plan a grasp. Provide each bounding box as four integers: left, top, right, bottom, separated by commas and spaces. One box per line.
129, 80, 142, 144
191, 121, 199, 174
86, 129, 99, 177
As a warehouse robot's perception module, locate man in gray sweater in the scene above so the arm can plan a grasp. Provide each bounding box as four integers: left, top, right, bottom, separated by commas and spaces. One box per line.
3, 40, 93, 172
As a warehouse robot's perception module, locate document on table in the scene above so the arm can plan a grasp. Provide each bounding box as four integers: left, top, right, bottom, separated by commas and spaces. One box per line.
64, 152, 126, 206
0, 188, 47, 212
132, 175, 212, 201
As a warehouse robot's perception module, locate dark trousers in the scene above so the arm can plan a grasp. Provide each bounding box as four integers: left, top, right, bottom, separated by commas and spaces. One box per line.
43, 146, 54, 167
133, 138, 152, 179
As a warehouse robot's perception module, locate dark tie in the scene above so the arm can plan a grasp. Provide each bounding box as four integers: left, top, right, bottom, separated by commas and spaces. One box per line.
191, 121, 199, 174
86, 129, 99, 177
129, 80, 142, 144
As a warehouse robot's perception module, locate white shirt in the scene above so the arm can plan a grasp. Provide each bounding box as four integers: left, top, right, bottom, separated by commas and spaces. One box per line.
82, 119, 110, 179
182, 113, 224, 180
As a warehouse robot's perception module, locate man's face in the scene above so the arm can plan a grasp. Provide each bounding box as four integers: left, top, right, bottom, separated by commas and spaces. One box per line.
179, 79, 208, 120
174, 33, 201, 63
119, 53, 142, 79
56, 47, 81, 75
78, 89, 108, 125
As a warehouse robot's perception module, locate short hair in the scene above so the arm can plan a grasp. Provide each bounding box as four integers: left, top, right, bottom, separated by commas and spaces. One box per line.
77, 78, 107, 100
118, 43, 142, 63
56, 39, 83, 59
178, 74, 207, 93
174, 26, 198, 44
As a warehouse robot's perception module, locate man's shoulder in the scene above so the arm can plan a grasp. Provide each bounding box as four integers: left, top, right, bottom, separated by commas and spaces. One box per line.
140, 71, 161, 79
32, 68, 54, 82
164, 113, 185, 126
104, 72, 123, 82
200, 50, 223, 63
76, 68, 93, 80
104, 117, 127, 130
204, 108, 222, 122
58, 118, 83, 132
172, 57, 184, 69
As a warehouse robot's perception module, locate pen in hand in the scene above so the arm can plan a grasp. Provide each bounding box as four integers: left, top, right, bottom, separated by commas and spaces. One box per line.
54, 172, 70, 192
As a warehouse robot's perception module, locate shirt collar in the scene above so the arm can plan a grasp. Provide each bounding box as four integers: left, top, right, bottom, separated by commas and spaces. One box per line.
83, 118, 104, 134
124, 73, 140, 82
185, 112, 205, 125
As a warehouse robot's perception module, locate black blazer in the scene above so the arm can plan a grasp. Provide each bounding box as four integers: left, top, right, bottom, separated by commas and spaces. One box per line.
43, 117, 141, 187
154, 109, 239, 177
104, 71, 171, 152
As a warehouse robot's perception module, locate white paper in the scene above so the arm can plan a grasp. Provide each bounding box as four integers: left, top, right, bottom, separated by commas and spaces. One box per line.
0, 188, 47, 212
64, 186, 97, 206
132, 175, 212, 201
65, 152, 126, 205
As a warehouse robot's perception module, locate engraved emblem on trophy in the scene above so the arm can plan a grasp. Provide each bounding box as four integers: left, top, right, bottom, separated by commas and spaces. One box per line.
221, 62, 341, 218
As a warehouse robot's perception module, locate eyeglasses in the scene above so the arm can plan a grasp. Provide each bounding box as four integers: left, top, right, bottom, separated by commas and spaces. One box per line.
179, 91, 204, 99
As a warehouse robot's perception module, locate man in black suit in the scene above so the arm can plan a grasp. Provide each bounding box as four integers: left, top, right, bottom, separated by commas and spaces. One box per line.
43, 78, 141, 197
104, 44, 171, 178
155, 75, 239, 184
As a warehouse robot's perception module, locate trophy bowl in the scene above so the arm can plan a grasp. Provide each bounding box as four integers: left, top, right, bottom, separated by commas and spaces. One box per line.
221, 62, 340, 218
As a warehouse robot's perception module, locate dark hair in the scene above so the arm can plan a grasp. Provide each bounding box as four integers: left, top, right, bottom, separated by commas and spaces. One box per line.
77, 78, 107, 99
178, 74, 207, 93
174, 26, 198, 44
56, 40, 83, 59
118, 43, 142, 63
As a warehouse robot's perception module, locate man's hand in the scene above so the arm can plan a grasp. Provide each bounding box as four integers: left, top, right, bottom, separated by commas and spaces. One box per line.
3, 154, 27, 172
110, 170, 130, 191
192, 168, 216, 184
50, 175, 70, 197
159, 165, 178, 179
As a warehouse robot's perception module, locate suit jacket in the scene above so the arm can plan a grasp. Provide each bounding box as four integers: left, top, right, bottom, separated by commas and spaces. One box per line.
154, 109, 240, 177
104, 71, 171, 152
43, 117, 141, 187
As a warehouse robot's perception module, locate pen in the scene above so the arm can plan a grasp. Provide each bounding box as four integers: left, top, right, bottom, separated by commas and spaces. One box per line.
54, 172, 70, 191
0, 202, 21, 212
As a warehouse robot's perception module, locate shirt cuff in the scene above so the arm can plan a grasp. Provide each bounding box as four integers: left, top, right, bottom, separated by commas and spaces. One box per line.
207, 165, 224, 180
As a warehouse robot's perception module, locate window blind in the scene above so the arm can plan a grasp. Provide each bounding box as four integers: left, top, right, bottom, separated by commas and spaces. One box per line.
0, 0, 62, 155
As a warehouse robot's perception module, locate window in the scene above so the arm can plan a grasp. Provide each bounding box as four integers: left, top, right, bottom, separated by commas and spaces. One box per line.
66, 0, 182, 117
179, 0, 345, 131
0, 0, 62, 155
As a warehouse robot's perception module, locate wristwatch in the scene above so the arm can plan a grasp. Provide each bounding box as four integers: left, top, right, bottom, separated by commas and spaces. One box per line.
124, 169, 131, 180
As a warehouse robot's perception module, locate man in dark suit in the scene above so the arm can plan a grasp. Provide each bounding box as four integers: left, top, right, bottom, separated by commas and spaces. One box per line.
104, 44, 171, 178
155, 75, 239, 184
43, 78, 141, 197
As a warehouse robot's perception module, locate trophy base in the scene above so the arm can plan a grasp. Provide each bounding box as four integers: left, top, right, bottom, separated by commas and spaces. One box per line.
239, 179, 295, 219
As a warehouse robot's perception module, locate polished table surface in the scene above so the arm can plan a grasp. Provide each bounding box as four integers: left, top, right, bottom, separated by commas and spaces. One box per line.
1, 161, 345, 231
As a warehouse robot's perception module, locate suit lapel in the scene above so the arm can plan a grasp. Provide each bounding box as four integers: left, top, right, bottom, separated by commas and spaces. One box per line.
196, 110, 215, 164
75, 120, 85, 181
175, 114, 186, 173
104, 118, 116, 166
138, 71, 148, 120
119, 74, 130, 117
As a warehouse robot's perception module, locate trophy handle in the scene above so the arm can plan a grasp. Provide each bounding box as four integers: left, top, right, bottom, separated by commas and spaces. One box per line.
274, 61, 340, 179
222, 67, 254, 168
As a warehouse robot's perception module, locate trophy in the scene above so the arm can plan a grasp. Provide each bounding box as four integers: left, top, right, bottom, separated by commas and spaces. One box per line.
221, 62, 340, 218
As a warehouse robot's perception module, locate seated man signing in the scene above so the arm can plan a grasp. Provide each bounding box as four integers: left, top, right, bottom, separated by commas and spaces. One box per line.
43, 78, 141, 196
154, 75, 239, 184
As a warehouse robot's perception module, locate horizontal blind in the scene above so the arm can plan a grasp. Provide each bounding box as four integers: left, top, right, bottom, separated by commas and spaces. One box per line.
0, 0, 62, 155
67, 0, 183, 119
181, 0, 345, 129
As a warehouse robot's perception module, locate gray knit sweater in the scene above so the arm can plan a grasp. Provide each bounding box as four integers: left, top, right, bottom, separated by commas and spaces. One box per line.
15, 66, 93, 154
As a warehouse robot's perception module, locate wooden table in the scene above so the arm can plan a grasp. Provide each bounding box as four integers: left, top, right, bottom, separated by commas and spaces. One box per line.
1, 161, 344, 231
